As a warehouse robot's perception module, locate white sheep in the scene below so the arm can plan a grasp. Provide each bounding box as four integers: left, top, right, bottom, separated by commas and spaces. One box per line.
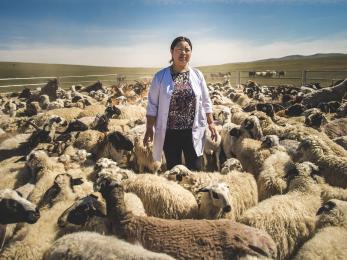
220, 157, 243, 175
239, 161, 322, 260
133, 135, 161, 174
166, 167, 258, 221
296, 136, 347, 188
293, 199, 347, 260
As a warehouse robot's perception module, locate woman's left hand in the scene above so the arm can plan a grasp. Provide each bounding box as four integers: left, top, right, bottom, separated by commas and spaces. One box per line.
208, 123, 218, 142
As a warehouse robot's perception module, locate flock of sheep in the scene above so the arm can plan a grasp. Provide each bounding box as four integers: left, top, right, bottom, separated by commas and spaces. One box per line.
0, 75, 346, 260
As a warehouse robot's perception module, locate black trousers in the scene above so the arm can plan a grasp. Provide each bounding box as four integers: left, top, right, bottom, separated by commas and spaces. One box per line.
163, 129, 202, 171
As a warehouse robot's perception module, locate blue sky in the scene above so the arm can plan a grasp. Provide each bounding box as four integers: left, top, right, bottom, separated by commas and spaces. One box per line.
0, 0, 347, 67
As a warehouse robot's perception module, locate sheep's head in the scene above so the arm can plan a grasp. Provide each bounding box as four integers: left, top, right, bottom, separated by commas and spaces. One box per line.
164, 165, 192, 182
284, 162, 320, 193
0, 189, 40, 224
241, 116, 263, 140
108, 131, 134, 151
295, 138, 320, 162
105, 105, 121, 119
57, 193, 106, 227
261, 135, 280, 149
316, 199, 347, 229
198, 182, 232, 214
94, 174, 123, 199
37, 174, 83, 209
305, 112, 327, 128
221, 158, 243, 174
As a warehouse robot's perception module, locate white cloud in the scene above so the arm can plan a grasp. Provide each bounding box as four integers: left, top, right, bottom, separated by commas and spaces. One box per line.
0, 34, 346, 67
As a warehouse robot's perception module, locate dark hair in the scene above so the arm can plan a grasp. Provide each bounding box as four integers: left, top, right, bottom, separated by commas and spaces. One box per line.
169, 36, 192, 63
170, 36, 192, 51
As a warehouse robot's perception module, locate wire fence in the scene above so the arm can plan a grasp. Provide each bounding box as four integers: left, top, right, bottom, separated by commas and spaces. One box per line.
1, 70, 346, 93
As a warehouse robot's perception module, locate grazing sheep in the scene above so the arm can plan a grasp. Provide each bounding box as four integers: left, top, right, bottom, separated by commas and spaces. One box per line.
43, 231, 175, 260
293, 199, 347, 260
239, 162, 322, 260
0, 174, 82, 260
296, 137, 347, 188
95, 178, 277, 260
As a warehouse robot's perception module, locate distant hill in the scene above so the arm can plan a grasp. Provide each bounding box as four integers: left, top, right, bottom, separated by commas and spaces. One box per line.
254, 53, 347, 62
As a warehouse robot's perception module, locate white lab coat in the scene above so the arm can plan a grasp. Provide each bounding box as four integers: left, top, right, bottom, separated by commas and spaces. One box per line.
146, 66, 213, 162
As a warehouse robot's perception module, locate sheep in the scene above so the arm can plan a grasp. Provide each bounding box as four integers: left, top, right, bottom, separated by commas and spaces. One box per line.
167, 167, 258, 221
43, 231, 175, 260
0, 173, 83, 260
220, 122, 240, 159
0, 155, 31, 190
203, 125, 222, 171
257, 144, 294, 201
0, 188, 40, 225
302, 79, 347, 108
46, 107, 83, 121
121, 174, 199, 219
296, 137, 347, 188
239, 161, 322, 260
56, 190, 147, 235
323, 118, 347, 139
333, 135, 347, 150
317, 176, 347, 203
26, 150, 66, 205
113, 104, 146, 121
133, 135, 161, 174
95, 177, 277, 260
74, 130, 133, 165
293, 199, 347, 260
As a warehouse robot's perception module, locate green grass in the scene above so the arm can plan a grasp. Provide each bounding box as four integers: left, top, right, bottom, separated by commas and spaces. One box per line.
1, 54, 347, 93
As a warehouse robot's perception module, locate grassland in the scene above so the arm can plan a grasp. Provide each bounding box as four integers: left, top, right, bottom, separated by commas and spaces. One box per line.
1, 53, 347, 92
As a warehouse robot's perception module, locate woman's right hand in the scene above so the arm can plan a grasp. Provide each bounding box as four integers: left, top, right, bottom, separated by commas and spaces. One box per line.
143, 127, 154, 146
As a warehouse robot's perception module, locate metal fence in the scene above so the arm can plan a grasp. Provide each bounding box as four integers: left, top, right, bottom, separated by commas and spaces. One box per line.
203, 70, 347, 88
1, 69, 346, 93
0, 73, 153, 93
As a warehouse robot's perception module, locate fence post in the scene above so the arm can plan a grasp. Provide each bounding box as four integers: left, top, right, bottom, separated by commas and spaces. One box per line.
301, 70, 307, 86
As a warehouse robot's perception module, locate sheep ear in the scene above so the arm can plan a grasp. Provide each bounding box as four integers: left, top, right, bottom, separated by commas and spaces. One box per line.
197, 187, 209, 192
72, 178, 84, 186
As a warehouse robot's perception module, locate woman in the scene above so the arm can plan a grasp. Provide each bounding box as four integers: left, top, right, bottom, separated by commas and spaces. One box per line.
143, 36, 217, 171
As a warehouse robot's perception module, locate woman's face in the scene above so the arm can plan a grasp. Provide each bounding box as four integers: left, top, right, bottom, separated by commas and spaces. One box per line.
170, 40, 192, 67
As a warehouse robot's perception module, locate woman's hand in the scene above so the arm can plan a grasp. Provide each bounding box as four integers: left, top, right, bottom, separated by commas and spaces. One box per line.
208, 123, 218, 142
143, 126, 154, 146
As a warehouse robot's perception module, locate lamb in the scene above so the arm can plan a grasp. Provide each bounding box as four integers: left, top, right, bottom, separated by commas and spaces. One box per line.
203, 125, 222, 171
293, 199, 347, 260
0, 174, 82, 260
296, 136, 347, 188
239, 161, 322, 260
95, 177, 277, 260
43, 231, 175, 260
133, 135, 161, 174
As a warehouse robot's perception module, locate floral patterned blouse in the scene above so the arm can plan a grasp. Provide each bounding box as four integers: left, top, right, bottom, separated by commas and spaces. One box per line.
167, 68, 196, 129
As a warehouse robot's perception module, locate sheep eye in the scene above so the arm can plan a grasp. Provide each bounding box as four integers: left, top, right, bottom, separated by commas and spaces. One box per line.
212, 191, 219, 199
